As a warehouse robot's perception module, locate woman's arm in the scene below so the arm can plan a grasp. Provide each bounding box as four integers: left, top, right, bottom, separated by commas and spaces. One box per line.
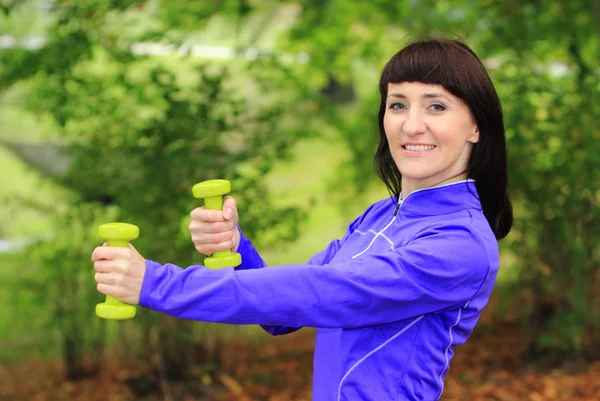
140, 221, 494, 328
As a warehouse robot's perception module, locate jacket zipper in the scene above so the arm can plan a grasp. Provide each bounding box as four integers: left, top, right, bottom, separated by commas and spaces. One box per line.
394, 202, 401, 216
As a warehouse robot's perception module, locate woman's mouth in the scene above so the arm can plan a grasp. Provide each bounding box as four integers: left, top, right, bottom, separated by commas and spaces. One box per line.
403, 144, 436, 151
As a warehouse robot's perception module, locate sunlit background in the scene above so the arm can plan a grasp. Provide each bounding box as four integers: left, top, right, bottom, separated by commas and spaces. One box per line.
1, 1, 599, 400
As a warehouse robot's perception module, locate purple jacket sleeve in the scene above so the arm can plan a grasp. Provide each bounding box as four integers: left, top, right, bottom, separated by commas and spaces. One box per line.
230, 216, 363, 335
139, 221, 491, 329
233, 231, 296, 335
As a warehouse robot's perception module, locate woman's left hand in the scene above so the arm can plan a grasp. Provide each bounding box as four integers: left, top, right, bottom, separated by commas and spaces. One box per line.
91, 244, 147, 305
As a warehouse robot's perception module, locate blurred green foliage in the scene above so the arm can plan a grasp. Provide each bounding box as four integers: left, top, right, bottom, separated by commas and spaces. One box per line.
1, 0, 313, 379
0, 0, 598, 382
14, 204, 112, 378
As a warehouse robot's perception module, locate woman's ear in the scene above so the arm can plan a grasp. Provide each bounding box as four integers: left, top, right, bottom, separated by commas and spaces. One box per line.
468, 125, 480, 144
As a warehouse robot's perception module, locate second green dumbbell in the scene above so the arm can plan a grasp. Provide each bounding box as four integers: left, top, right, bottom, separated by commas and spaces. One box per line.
95, 222, 139, 320
192, 179, 242, 269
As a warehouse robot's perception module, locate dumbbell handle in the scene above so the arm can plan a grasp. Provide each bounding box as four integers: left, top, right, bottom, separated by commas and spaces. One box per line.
204, 195, 234, 260
103, 239, 130, 308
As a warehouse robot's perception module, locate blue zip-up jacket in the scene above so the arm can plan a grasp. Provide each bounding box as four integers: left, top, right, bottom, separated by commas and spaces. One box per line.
139, 180, 499, 400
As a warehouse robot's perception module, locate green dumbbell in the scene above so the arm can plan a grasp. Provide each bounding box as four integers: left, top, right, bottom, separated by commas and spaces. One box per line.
192, 179, 242, 269
95, 222, 139, 320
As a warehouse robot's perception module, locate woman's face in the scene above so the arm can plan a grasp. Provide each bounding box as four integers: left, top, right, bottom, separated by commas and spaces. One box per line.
383, 82, 479, 194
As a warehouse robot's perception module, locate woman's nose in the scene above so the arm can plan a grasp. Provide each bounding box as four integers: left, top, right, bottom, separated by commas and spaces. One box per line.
402, 110, 427, 136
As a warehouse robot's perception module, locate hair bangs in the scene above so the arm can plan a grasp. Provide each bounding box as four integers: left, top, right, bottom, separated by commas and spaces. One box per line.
379, 40, 476, 100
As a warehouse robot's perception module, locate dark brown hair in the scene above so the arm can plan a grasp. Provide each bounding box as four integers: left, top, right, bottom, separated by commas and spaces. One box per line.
375, 38, 512, 240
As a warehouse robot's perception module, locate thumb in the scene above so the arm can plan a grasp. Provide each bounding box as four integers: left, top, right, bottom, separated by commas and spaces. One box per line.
222, 196, 238, 221
128, 243, 144, 259
128, 243, 141, 255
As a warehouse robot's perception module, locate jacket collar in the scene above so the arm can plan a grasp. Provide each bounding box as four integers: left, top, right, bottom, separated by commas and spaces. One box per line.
397, 180, 481, 216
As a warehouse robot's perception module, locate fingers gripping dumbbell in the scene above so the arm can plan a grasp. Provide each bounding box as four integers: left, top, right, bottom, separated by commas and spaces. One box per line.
95, 222, 139, 320
192, 179, 242, 269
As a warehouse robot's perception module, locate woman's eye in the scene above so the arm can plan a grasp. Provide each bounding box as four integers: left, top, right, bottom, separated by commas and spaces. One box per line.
429, 103, 446, 112
389, 103, 405, 110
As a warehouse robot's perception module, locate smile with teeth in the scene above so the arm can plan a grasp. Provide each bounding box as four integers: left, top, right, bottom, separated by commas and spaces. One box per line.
403, 145, 436, 151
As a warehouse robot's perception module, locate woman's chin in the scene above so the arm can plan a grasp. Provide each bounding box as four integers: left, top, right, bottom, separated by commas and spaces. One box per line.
398, 170, 437, 182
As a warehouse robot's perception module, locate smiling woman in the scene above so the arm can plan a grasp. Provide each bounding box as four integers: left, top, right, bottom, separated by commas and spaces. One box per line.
92, 38, 513, 401
376, 38, 512, 240
383, 81, 480, 196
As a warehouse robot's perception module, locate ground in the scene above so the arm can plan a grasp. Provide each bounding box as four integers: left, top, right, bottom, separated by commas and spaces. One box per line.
2, 303, 600, 401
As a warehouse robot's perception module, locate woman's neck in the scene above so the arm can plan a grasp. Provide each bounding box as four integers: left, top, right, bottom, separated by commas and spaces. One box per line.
401, 170, 468, 200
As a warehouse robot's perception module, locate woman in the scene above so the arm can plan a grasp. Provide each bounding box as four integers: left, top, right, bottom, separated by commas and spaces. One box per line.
92, 38, 513, 400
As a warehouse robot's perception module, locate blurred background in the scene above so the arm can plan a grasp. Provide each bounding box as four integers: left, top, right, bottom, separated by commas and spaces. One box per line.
0, 1, 598, 400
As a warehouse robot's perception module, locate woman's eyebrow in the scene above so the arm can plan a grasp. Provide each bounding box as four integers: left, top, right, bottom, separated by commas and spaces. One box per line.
388, 92, 451, 101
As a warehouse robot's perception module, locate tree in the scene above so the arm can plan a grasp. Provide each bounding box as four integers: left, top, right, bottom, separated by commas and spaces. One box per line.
479, 0, 600, 365
1, 0, 311, 383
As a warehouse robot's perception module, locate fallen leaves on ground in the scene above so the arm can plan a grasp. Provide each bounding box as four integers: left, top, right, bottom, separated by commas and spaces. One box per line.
2, 314, 600, 401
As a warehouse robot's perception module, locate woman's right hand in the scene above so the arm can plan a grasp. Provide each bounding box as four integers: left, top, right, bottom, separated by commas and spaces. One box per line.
189, 196, 241, 255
